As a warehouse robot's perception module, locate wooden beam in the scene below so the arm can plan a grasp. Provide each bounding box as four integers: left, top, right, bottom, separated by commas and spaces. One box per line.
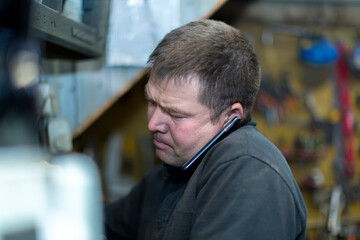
72, 68, 149, 139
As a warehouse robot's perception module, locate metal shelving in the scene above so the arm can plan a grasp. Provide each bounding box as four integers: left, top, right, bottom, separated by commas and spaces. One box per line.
31, 0, 109, 58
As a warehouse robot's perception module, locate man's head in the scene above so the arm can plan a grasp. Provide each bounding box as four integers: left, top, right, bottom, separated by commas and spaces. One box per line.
145, 19, 261, 166
147, 19, 261, 122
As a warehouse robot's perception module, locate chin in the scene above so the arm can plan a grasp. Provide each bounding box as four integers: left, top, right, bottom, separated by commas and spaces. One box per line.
160, 158, 183, 167
156, 152, 183, 167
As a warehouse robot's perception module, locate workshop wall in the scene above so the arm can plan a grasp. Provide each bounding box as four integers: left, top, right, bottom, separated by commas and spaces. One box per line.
233, 21, 360, 238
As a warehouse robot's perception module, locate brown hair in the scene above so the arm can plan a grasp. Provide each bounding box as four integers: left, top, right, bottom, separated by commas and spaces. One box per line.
147, 19, 261, 122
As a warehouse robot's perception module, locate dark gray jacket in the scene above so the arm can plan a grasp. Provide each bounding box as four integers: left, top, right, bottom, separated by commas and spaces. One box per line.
105, 121, 307, 240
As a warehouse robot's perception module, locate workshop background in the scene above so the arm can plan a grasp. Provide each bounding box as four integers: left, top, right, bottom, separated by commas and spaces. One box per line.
1, 0, 360, 239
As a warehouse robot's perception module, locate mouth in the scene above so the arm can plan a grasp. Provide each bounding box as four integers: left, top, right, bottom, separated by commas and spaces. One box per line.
152, 136, 171, 150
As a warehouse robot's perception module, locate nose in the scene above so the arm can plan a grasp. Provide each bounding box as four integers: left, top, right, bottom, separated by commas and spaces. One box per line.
147, 106, 168, 134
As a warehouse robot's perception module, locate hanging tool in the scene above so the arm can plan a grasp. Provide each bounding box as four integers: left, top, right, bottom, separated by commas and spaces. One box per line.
334, 41, 356, 179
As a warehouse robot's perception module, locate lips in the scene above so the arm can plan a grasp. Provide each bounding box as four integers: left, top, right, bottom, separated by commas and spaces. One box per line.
152, 135, 171, 150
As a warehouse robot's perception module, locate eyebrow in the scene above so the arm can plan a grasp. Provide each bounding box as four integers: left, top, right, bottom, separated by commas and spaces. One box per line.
163, 105, 190, 116
144, 87, 191, 116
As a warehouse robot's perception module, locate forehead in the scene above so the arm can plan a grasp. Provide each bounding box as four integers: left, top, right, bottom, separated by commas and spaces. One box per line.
146, 76, 201, 98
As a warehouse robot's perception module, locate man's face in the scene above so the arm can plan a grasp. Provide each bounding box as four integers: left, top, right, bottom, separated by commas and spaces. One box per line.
145, 78, 224, 167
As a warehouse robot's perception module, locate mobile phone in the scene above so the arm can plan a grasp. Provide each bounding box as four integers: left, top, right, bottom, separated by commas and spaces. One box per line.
181, 116, 241, 171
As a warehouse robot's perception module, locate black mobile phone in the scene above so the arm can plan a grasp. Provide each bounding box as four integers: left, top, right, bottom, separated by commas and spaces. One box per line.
181, 116, 241, 171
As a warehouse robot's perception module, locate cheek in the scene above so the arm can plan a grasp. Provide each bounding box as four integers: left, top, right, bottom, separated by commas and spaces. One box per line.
171, 124, 198, 148
173, 122, 221, 151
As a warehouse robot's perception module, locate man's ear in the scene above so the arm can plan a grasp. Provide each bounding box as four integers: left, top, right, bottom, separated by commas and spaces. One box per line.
224, 103, 243, 124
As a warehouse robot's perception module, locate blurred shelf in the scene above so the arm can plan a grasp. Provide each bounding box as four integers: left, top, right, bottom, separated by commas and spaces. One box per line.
72, 68, 149, 139
201, 0, 228, 19
218, 0, 360, 26
31, 1, 109, 59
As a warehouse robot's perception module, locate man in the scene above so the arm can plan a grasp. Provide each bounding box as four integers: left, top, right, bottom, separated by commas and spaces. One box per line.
105, 19, 307, 240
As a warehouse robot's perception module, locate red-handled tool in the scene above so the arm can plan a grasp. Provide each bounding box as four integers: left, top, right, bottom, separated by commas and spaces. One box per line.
335, 41, 355, 179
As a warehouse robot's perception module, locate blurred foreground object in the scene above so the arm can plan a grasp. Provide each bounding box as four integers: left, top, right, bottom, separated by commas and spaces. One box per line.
0, 0, 39, 146
36, 81, 73, 154
0, 1, 103, 239
0, 147, 103, 240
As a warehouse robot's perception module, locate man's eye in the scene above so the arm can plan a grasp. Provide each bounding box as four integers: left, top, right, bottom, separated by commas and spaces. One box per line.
170, 114, 184, 120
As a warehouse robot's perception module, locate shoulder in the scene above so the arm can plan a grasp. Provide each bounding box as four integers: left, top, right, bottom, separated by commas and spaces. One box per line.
200, 122, 287, 176
196, 122, 307, 217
